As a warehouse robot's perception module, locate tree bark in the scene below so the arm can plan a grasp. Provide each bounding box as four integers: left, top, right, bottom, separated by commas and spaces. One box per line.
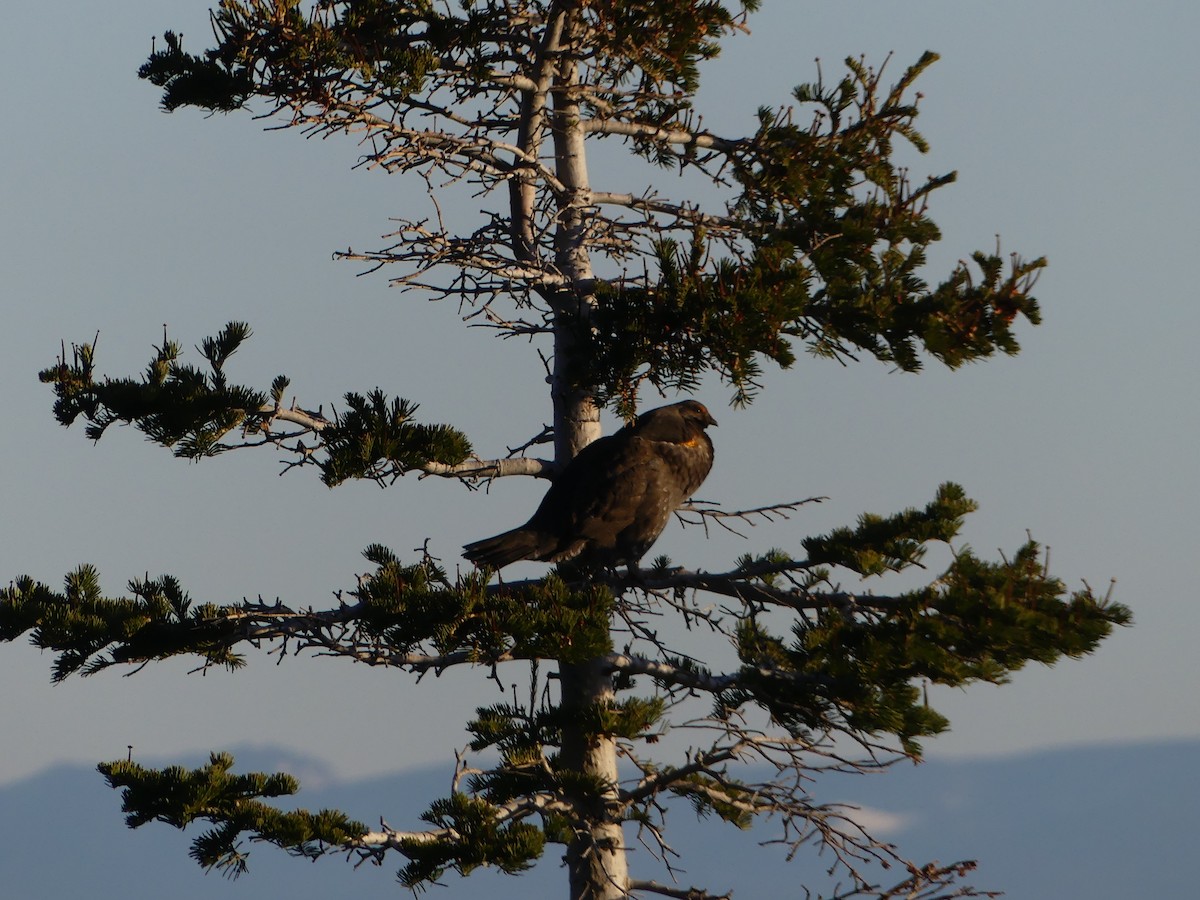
559, 660, 630, 900
549, 7, 600, 461
550, 9, 626, 899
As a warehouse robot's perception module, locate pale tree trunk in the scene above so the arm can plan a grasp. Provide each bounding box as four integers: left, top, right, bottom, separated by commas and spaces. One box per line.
550, 10, 628, 900
559, 660, 630, 900
508, 7, 563, 268
549, 62, 601, 462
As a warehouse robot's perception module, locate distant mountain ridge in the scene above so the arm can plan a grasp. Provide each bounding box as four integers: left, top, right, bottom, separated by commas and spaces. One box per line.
1, 739, 1194, 898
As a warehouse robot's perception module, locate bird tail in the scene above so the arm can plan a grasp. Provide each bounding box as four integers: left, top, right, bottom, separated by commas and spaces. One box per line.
463, 528, 555, 570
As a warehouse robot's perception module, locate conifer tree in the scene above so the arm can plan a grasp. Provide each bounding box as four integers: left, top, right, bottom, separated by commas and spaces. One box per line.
1, 3, 1129, 899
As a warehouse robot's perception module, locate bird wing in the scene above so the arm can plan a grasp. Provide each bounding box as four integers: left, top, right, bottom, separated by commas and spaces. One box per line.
518, 421, 712, 564
570, 440, 674, 546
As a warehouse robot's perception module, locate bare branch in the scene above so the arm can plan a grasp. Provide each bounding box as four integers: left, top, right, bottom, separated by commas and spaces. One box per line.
252, 401, 552, 481
420, 456, 552, 479
675, 497, 828, 539
810, 861, 1000, 900
350, 791, 573, 855
631, 881, 731, 900
590, 191, 741, 232
582, 117, 739, 155
621, 746, 740, 804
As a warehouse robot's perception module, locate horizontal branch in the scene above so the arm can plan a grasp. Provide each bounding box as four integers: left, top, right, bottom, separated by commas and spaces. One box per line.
420, 456, 552, 479
631, 881, 730, 900
675, 497, 828, 541
604, 652, 831, 697
582, 117, 738, 154
256, 402, 551, 480
260, 403, 330, 431
439, 61, 539, 94
352, 791, 572, 853
313, 643, 523, 672
336, 221, 571, 290
589, 192, 740, 231
607, 565, 906, 613
669, 778, 775, 818
355, 823, 460, 853
218, 605, 530, 674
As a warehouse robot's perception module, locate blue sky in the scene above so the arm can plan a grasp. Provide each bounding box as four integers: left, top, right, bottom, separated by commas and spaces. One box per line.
2, 0, 1197, 788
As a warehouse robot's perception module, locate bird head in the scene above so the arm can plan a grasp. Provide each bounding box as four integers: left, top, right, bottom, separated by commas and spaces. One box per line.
676, 399, 718, 429
634, 399, 718, 443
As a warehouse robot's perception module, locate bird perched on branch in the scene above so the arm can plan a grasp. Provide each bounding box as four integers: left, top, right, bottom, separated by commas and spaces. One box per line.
463, 400, 717, 570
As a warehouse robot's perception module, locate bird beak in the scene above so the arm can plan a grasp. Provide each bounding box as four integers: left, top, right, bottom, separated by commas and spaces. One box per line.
703, 409, 718, 427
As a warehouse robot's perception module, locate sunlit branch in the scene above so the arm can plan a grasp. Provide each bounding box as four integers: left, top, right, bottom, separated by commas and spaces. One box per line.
582, 117, 738, 154
252, 401, 552, 480
351, 791, 571, 854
